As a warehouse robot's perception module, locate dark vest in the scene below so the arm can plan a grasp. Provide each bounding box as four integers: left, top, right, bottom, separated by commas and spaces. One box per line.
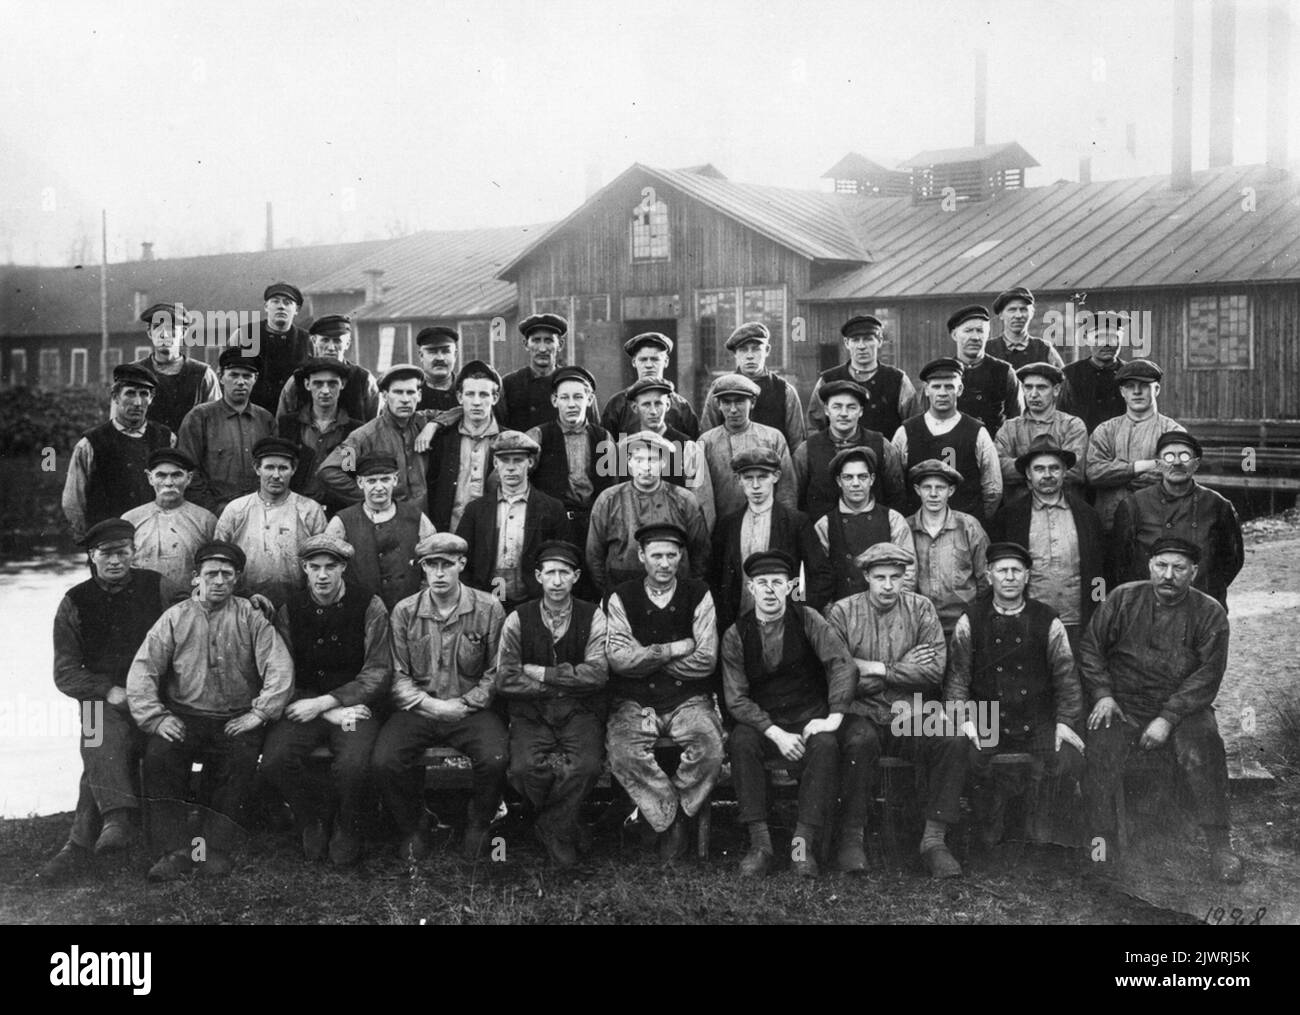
285, 583, 372, 696
1061, 358, 1127, 434
427, 425, 496, 532
515, 597, 599, 699
965, 597, 1057, 742
418, 384, 459, 414
65, 569, 165, 689
738, 606, 829, 727
83, 421, 174, 528
609, 577, 710, 711
902, 413, 985, 521
802, 428, 886, 522
987, 335, 1057, 373
532, 422, 612, 510
248, 323, 312, 416
956, 356, 1016, 436
825, 502, 892, 601
819, 362, 906, 437
503, 368, 558, 433
139, 358, 210, 433
751, 373, 789, 436
335, 501, 425, 610
286, 362, 376, 422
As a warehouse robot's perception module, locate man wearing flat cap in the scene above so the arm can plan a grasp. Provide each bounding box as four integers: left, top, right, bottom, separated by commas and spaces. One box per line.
807, 315, 918, 437
825, 543, 968, 878
325, 453, 435, 610
937, 304, 1022, 438
495, 540, 608, 868
426, 360, 506, 531
263, 534, 391, 867
214, 436, 327, 607
276, 358, 363, 509
129, 540, 294, 881
374, 532, 508, 863
722, 550, 872, 877
1112, 432, 1243, 610
414, 326, 465, 414
794, 378, 905, 521
319, 363, 435, 515
177, 347, 275, 516
37, 519, 168, 882
812, 445, 914, 604
710, 446, 827, 634
946, 542, 1085, 847
1084, 358, 1185, 533
456, 430, 573, 612
699, 372, 798, 521
605, 523, 723, 861
229, 281, 311, 416
892, 357, 1003, 524
276, 315, 379, 424
121, 448, 218, 601
621, 375, 715, 529
62, 363, 177, 540
701, 322, 806, 450
586, 431, 710, 595
1079, 537, 1243, 883
987, 435, 1107, 648
994, 362, 1088, 506
987, 287, 1065, 372
906, 458, 989, 639
600, 332, 700, 439
501, 313, 600, 433
131, 301, 220, 433
1059, 307, 1129, 434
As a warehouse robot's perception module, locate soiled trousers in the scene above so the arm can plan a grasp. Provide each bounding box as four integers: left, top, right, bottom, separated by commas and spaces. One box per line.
260, 715, 381, 835
507, 699, 604, 846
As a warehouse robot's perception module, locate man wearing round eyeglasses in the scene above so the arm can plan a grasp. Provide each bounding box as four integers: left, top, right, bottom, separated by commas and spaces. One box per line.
1112, 432, 1243, 610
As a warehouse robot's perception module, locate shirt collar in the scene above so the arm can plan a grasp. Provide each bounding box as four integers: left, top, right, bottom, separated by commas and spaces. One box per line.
838, 497, 877, 515
417, 585, 474, 620
459, 418, 500, 438
1000, 333, 1031, 351
110, 417, 147, 437
559, 421, 587, 436
497, 485, 529, 505
993, 599, 1027, 616
1032, 493, 1067, 510
746, 500, 775, 517
911, 507, 956, 532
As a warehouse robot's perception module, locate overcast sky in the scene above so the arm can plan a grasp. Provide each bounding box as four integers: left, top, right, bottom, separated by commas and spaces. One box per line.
1, 0, 1296, 264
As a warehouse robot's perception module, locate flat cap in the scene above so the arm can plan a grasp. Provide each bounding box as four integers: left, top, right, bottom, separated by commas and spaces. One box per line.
840, 314, 883, 338
819, 379, 868, 407
627, 376, 675, 400
519, 313, 568, 339
355, 453, 399, 476
829, 445, 878, 477
731, 447, 782, 474
743, 549, 796, 578
624, 332, 673, 356
1015, 361, 1064, 386
986, 541, 1033, 567
415, 532, 469, 562
416, 325, 459, 347
620, 430, 675, 456
909, 458, 963, 486
1155, 430, 1202, 458
456, 359, 502, 389
725, 322, 771, 350
946, 304, 991, 332
711, 373, 761, 400
308, 314, 352, 338
146, 448, 197, 471
251, 436, 299, 462
79, 518, 136, 550
140, 301, 187, 327
294, 357, 349, 383
492, 430, 541, 458
634, 522, 687, 547
263, 282, 303, 305
111, 363, 157, 390
378, 363, 425, 390
218, 347, 262, 373
992, 287, 1035, 315
534, 540, 583, 569
919, 357, 965, 382
1116, 359, 1163, 384
298, 533, 354, 562
551, 365, 596, 391
1014, 434, 1077, 474
1149, 536, 1201, 563
194, 540, 246, 571
855, 542, 916, 571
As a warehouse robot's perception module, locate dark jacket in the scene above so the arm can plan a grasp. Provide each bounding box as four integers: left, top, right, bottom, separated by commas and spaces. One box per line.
454, 486, 574, 603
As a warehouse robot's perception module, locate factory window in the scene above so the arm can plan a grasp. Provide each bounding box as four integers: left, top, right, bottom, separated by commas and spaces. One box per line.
1185, 295, 1251, 370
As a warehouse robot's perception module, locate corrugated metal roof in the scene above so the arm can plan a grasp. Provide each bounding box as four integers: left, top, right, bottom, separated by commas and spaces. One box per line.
308, 225, 546, 320
821, 152, 894, 178
803, 164, 1300, 300
899, 141, 1039, 169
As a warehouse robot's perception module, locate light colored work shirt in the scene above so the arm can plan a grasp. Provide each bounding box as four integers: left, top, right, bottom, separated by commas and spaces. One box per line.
214, 492, 327, 607
120, 499, 218, 600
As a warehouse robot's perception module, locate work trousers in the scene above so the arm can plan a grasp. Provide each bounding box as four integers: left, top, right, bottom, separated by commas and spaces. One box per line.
69, 701, 145, 848
860, 715, 969, 825
967, 730, 1085, 842
507, 699, 604, 847
260, 715, 381, 835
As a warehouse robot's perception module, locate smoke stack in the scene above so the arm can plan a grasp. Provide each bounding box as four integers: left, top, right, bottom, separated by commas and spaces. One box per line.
265, 201, 274, 251
1079, 157, 1092, 184
1267, 0, 1291, 170
974, 49, 988, 146
364, 268, 384, 305
1209, 0, 1236, 168
140, 241, 154, 261
1171, 0, 1194, 189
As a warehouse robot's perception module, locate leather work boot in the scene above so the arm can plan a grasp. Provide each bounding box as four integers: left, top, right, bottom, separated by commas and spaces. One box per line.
93, 812, 138, 855
147, 849, 197, 883
329, 826, 363, 867
1210, 848, 1245, 884
921, 843, 963, 879
36, 842, 92, 883
738, 847, 773, 878
833, 832, 868, 875
790, 836, 820, 878
301, 818, 329, 862
658, 815, 689, 862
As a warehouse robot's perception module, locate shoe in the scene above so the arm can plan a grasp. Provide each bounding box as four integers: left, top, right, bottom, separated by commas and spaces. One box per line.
833, 837, 868, 875
790, 837, 820, 879
196, 849, 233, 878
1210, 848, 1244, 884
329, 826, 363, 867
658, 816, 689, 862
147, 849, 197, 883
396, 830, 430, 862
301, 818, 329, 862
534, 824, 578, 869
461, 821, 491, 861
36, 842, 91, 883
93, 814, 138, 855
921, 843, 963, 879
738, 847, 773, 878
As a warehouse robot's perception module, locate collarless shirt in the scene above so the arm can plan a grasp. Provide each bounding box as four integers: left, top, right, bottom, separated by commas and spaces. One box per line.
1027, 494, 1082, 623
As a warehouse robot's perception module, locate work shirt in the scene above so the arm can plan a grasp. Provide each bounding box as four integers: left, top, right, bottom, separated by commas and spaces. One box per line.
527, 421, 595, 506
214, 492, 327, 607
906, 507, 988, 633
493, 487, 530, 603
701, 370, 807, 449
601, 386, 699, 439
698, 420, 797, 520
994, 409, 1089, 502
318, 407, 433, 513
120, 499, 218, 601
389, 584, 504, 713
273, 586, 391, 707
891, 412, 1003, 518
792, 426, 906, 513
127, 595, 294, 732
494, 600, 609, 699
176, 397, 275, 515
586, 480, 710, 592
1027, 495, 1082, 624
605, 583, 719, 686
986, 333, 1066, 372
1059, 356, 1126, 433
1085, 411, 1185, 530
62, 417, 177, 537
276, 361, 380, 423
450, 417, 502, 531
275, 405, 357, 505
808, 364, 918, 434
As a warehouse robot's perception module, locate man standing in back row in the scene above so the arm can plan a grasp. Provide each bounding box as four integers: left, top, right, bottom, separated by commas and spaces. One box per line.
808, 315, 916, 437
986, 286, 1065, 372
701, 322, 806, 450
601, 332, 700, 438
501, 313, 600, 433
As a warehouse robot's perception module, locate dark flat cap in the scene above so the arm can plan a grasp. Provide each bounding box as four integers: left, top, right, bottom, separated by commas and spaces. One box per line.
111, 363, 157, 390
79, 518, 136, 550
986, 541, 1033, 567
146, 448, 197, 471
140, 301, 187, 327
294, 357, 349, 382
620, 430, 675, 455
919, 357, 966, 382
1015, 361, 1064, 386
456, 360, 502, 389
725, 322, 771, 350
992, 287, 1035, 315
1155, 430, 1202, 458
309, 314, 352, 337
195, 540, 246, 571
856, 543, 915, 571
263, 282, 303, 305
355, 453, 399, 476
1149, 537, 1201, 563
1116, 359, 1163, 384
627, 376, 675, 400
218, 347, 262, 373
909, 458, 963, 486
634, 522, 687, 547
624, 332, 673, 356
946, 305, 991, 332
551, 365, 596, 391
251, 436, 299, 462
743, 549, 796, 578
416, 325, 459, 347
830, 445, 878, 476
819, 379, 869, 407
416, 532, 469, 562
1014, 434, 1077, 474
840, 315, 883, 338
379, 363, 425, 390
298, 533, 354, 562
519, 313, 568, 339
711, 373, 761, 400
534, 540, 583, 569
731, 447, 782, 474
492, 430, 541, 457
